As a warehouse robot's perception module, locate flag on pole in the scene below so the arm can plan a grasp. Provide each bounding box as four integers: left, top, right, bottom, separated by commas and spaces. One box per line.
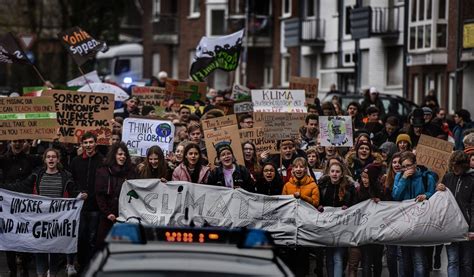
58, 26, 108, 66
0, 32, 32, 65
190, 29, 244, 82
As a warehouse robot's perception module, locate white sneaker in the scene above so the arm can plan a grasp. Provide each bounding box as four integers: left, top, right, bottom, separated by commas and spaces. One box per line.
66, 264, 77, 276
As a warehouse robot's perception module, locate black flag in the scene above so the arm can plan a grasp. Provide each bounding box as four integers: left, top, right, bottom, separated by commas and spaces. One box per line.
58, 26, 108, 66
0, 32, 32, 65
190, 29, 244, 82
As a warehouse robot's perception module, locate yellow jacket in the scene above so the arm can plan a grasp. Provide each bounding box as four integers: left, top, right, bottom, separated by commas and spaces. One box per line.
282, 175, 320, 207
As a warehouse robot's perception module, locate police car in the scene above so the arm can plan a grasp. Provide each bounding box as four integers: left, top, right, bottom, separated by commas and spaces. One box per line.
84, 223, 294, 276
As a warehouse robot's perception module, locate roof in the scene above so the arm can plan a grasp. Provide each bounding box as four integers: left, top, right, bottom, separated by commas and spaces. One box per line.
96, 43, 143, 59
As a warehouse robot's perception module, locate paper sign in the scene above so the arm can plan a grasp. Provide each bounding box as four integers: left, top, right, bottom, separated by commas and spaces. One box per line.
201, 114, 238, 131
203, 124, 244, 167
289, 76, 319, 104
416, 135, 454, 180
239, 127, 277, 155
165, 79, 207, 102
319, 116, 354, 147
131, 86, 167, 110
253, 112, 306, 140
0, 97, 58, 140
122, 117, 175, 157
43, 90, 114, 145
230, 84, 251, 101
251, 89, 306, 113
234, 101, 253, 114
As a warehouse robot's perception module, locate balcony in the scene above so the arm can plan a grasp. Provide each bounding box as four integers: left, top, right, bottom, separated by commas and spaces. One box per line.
228, 14, 272, 47
371, 6, 401, 37
152, 14, 178, 44
300, 18, 325, 46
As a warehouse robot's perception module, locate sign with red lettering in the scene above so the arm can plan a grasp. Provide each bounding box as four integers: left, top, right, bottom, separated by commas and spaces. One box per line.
289, 76, 319, 105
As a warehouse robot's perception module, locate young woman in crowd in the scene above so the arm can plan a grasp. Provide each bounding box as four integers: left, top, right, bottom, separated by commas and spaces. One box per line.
306, 147, 323, 181
260, 139, 306, 183
282, 157, 320, 207
242, 141, 262, 181
95, 142, 135, 249
111, 129, 122, 145
255, 162, 284, 195
346, 141, 383, 182
167, 141, 187, 172
172, 143, 210, 184
136, 146, 169, 181
207, 143, 255, 192
436, 151, 474, 277
396, 133, 412, 152
318, 160, 355, 277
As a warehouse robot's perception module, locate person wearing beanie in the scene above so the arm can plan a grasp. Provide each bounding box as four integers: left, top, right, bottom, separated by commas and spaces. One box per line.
422, 107, 433, 123
207, 142, 255, 192
379, 141, 398, 162
260, 139, 307, 183
454, 109, 474, 150
396, 133, 412, 152
346, 140, 383, 181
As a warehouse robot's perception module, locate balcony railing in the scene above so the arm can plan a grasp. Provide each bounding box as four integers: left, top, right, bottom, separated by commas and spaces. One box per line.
152, 13, 179, 44
371, 6, 400, 35
301, 18, 325, 42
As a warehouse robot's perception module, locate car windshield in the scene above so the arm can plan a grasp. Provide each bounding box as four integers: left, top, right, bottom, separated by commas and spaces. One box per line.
97, 272, 253, 277
95, 58, 112, 76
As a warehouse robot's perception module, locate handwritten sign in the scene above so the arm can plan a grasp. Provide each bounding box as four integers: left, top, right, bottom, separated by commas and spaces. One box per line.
253, 112, 306, 140
122, 117, 175, 157
43, 90, 114, 145
416, 135, 454, 180
165, 79, 207, 102
0, 189, 83, 253
319, 116, 354, 147
230, 84, 251, 101
0, 97, 58, 140
131, 86, 167, 110
251, 89, 306, 113
289, 76, 319, 104
239, 127, 277, 155
234, 101, 253, 114
201, 114, 238, 131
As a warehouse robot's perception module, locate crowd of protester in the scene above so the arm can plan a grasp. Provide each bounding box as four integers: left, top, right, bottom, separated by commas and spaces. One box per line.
0, 83, 473, 277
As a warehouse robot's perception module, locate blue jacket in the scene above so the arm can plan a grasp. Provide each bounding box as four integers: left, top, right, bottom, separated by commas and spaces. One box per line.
392, 168, 437, 201
453, 122, 474, 150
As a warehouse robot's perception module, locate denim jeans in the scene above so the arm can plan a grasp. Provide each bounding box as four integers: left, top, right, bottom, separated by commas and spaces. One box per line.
35, 253, 60, 275
77, 211, 100, 271
446, 241, 472, 277
326, 247, 346, 277
401, 246, 427, 277
386, 245, 402, 277
361, 244, 384, 277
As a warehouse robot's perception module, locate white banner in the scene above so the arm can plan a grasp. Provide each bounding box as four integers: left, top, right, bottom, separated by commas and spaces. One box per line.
118, 180, 468, 247
0, 189, 83, 253
251, 89, 306, 113
122, 118, 175, 157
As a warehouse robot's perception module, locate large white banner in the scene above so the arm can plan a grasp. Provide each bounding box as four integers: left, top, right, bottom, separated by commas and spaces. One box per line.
251, 89, 306, 113
119, 180, 468, 247
122, 118, 175, 157
0, 189, 83, 253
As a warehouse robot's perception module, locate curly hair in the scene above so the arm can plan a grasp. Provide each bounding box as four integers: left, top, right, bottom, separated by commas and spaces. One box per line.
104, 142, 131, 168
448, 150, 470, 174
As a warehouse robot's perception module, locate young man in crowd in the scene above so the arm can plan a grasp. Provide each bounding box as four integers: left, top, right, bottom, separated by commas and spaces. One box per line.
454, 109, 474, 150
372, 116, 400, 148
300, 114, 319, 151
238, 114, 254, 129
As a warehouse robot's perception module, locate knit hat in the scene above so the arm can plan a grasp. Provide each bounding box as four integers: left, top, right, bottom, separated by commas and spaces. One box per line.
362, 163, 383, 185
464, 146, 474, 155
355, 140, 372, 152
396, 134, 412, 146
379, 142, 397, 159
411, 108, 425, 127
214, 141, 233, 157
422, 107, 433, 115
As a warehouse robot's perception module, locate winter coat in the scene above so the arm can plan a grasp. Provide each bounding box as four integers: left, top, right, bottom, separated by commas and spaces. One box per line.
392, 167, 437, 201
207, 164, 256, 192
454, 122, 474, 150
299, 126, 318, 151
372, 128, 399, 148
442, 170, 474, 231
0, 151, 42, 190
172, 163, 210, 184
70, 151, 104, 212
256, 174, 284, 196
282, 175, 320, 207
346, 151, 384, 182
318, 175, 355, 207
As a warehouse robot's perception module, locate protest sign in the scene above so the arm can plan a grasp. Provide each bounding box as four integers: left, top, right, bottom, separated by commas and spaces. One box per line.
0, 97, 58, 140
58, 27, 107, 66
289, 76, 319, 104
251, 89, 306, 113
0, 32, 32, 65
0, 189, 83, 253
319, 116, 354, 147
22, 86, 48, 97
233, 101, 253, 114
253, 112, 306, 140
67, 70, 101, 87
131, 86, 167, 112
416, 135, 454, 180
165, 79, 207, 103
230, 84, 251, 101
239, 127, 277, 155
119, 180, 468, 247
43, 90, 114, 145
202, 115, 244, 166
122, 117, 175, 157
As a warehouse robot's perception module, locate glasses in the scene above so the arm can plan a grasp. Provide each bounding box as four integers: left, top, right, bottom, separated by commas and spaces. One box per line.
401, 163, 415, 170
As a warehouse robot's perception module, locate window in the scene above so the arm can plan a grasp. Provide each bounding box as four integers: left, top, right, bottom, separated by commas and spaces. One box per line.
211, 10, 226, 35
408, 0, 447, 51
281, 55, 290, 86
264, 67, 273, 88
345, 6, 353, 35
438, 0, 446, 19
114, 59, 130, 75
436, 24, 447, 48
305, 0, 317, 18
282, 0, 291, 18
152, 53, 160, 77
153, 0, 161, 18
387, 47, 403, 86
190, 0, 200, 17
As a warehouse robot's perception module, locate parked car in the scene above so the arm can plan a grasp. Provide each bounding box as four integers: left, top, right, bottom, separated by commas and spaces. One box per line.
322, 92, 419, 121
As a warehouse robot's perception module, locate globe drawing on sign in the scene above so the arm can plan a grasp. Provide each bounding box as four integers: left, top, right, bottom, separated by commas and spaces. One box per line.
156, 123, 172, 137
327, 117, 348, 146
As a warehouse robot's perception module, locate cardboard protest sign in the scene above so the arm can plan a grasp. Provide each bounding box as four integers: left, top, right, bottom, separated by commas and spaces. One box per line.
122, 117, 175, 157
253, 112, 306, 140
165, 79, 207, 103
43, 90, 114, 145
0, 189, 83, 253
239, 127, 277, 155
416, 135, 454, 180
230, 84, 251, 101
119, 180, 468, 247
319, 116, 354, 147
58, 27, 107, 66
131, 86, 167, 111
234, 101, 253, 114
202, 115, 244, 166
251, 89, 306, 113
289, 76, 319, 104
0, 97, 58, 140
